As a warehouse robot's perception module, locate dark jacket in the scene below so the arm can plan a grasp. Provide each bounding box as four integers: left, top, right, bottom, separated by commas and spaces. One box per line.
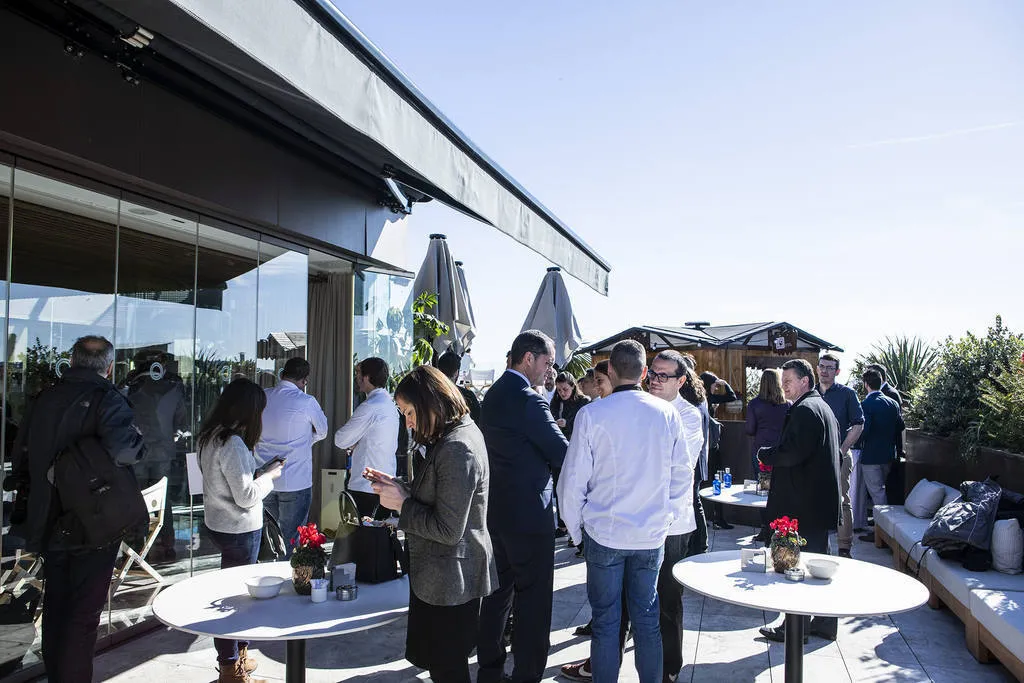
127, 374, 188, 462
757, 390, 842, 533
479, 370, 568, 534
880, 382, 905, 457
457, 385, 482, 423
10, 367, 145, 551
745, 397, 791, 460
549, 394, 590, 440
400, 415, 497, 606
859, 392, 905, 465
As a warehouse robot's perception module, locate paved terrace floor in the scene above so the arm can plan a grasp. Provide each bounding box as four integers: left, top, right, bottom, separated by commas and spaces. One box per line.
81, 526, 1016, 683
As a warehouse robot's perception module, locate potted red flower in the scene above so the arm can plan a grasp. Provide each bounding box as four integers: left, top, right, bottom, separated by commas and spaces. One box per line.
290, 523, 328, 595
768, 516, 806, 573
756, 461, 772, 496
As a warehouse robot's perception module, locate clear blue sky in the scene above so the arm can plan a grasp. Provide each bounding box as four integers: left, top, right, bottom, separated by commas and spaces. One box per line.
340, 0, 1022, 379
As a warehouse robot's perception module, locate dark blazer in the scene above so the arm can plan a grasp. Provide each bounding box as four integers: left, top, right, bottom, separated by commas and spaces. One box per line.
479, 370, 568, 534
880, 382, 905, 456
400, 415, 497, 606
859, 392, 905, 465
757, 390, 842, 533
457, 385, 482, 423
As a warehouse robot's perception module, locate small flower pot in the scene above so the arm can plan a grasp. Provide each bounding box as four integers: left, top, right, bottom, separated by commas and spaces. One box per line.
291, 562, 326, 596
770, 543, 801, 574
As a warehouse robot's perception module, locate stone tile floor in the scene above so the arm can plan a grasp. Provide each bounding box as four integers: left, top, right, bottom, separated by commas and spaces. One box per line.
82, 525, 1016, 682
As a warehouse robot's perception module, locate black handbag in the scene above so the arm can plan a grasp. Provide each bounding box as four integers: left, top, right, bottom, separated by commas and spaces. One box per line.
353, 523, 407, 583
258, 509, 287, 562
329, 490, 361, 566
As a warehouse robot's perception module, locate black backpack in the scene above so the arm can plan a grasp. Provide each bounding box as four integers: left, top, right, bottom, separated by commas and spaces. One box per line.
52, 388, 148, 548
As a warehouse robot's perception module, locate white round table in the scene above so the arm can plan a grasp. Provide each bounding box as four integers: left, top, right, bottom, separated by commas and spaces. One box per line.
673, 550, 928, 683
698, 485, 767, 509
153, 562, 408, 683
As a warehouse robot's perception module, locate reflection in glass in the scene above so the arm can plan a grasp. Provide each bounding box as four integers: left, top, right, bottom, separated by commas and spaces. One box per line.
353, 271, 413, 376
256, 241, 308, 387
115, 201, 198, 569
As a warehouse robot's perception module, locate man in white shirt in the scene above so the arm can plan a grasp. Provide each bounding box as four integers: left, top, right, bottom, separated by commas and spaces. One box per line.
334, 357, 399, 518
558, 340, 694, 683
256, 358, 329, 556
646, 351, 702, 682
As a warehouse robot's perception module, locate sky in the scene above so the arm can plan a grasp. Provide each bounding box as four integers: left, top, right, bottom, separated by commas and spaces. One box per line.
339, 1, 1022, 378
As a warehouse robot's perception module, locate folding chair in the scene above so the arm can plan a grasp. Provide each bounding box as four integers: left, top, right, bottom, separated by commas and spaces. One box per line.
111, 477, 168, 593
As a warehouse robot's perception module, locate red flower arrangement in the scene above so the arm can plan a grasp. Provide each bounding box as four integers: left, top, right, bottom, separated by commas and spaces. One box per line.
769, 516, 807, 548
291, 523, 328, 569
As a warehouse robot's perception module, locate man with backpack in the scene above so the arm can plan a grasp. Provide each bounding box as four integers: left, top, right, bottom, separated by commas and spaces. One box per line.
7, 335, 145, 683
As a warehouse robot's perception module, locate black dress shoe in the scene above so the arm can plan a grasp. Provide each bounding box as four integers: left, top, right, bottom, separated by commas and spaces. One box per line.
758, 625, 807, 644
712, 521, 735, 530
573, 621, 593, 636
858, 533, 876, 543
838, 548, 851, 559
808, 626, 837, 642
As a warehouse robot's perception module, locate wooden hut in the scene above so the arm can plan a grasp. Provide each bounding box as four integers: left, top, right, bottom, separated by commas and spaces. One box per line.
577, 321, 842, 418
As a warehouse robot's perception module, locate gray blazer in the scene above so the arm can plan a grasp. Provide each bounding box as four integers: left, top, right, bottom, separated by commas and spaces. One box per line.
399, 415, 497, 606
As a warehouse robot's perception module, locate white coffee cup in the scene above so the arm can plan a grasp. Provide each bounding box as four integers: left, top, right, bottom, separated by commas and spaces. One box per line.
310, 579, 329, 603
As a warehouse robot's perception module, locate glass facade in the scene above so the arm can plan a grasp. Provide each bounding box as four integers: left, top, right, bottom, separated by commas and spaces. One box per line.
353, 270, 413, 377
0, 164, 321, 670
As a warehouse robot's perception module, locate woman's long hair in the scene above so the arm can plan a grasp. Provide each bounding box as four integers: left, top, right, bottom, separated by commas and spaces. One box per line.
679, 366, 707, 407
758, 368, 787, 405
197, 377, 267, 452
395, 365, 468, 445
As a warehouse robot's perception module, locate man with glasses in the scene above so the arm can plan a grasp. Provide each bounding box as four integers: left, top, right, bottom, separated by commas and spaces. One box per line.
814, 353, 864, 558
477, 330, 569, 683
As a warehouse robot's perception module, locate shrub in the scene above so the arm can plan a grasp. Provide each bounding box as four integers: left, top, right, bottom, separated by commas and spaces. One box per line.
909, 316, 1024, 455
976, 352, 1024, 454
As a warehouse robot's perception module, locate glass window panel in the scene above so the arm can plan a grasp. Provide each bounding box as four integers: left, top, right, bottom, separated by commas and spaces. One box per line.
353, 271, 413, 375
256, 240, 307, 387
111, 201, 197, 614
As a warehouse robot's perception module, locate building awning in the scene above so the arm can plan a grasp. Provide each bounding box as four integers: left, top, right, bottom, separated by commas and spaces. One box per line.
579, 322, 843, 354
92, 0, 610, 294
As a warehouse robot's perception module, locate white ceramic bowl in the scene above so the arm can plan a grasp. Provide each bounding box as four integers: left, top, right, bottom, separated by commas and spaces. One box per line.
246, 576, 285, 599
805, 559, 839, 580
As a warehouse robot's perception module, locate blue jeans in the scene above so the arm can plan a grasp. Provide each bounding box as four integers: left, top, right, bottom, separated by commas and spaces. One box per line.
263, 488, 312, 558
584, 531, 664, 683
205, 527, 261, 662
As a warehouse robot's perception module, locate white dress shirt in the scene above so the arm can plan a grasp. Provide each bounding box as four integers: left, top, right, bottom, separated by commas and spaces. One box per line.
557, 388, 694, 550
255, 380, 329, 492
334, 387, 400, 494
669, 395, 702, 534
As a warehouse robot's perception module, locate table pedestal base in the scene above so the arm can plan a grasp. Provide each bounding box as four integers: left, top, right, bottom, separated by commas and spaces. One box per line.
784, 614, 804, 683
286, 639, 306, 683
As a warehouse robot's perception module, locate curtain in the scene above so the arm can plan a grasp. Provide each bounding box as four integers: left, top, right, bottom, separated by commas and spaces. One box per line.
307, 271, 354, 525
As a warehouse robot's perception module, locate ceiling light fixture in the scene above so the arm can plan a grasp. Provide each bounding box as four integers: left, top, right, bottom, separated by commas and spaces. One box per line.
120, 26, 154, 49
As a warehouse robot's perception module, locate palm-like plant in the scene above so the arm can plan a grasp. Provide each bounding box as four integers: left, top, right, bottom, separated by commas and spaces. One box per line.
561, 351, 593, 379
856, 336, 939, 402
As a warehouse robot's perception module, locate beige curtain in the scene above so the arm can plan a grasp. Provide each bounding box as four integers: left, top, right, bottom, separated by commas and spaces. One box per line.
307, 271, 354, 524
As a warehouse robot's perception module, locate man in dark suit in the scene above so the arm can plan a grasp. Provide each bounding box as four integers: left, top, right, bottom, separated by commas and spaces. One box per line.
477, 330, 569, 683
857, 369, 905, 543
757, 358, 842, 644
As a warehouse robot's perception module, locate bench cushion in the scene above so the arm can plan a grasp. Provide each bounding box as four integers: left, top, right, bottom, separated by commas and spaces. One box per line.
873, 504, 911, 537
969, 589, 1024, 662
927, 555, 1024, 606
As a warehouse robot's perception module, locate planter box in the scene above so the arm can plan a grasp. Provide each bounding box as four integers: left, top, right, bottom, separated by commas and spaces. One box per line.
905, 429, 1024, 495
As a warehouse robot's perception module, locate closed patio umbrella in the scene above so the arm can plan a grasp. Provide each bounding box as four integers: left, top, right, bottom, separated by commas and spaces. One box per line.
521, 267, 582, 368
454, 260, 477, 352
412, 234, 476, 354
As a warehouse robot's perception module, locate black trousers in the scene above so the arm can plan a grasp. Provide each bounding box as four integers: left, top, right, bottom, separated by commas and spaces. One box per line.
800, 528, 837, 638
41, 542, 120, 683
688, 478, 708, 556
658, 532, 692, 680
477, 530, 555, 683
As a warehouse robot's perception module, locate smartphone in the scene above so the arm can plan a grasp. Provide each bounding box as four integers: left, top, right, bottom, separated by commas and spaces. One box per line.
256, 457, 286, 475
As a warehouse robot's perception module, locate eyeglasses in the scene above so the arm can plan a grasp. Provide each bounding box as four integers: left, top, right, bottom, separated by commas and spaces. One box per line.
648, 369, 683, 383
817, 363, 838, 371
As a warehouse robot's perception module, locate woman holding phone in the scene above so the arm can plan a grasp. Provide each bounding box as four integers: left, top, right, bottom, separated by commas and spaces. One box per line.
366, 365, 496, 683
198, 377, 283, 683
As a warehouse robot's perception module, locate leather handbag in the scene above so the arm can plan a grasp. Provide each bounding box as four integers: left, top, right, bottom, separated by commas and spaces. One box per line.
258, 509, 287, 562
353, 523, 407, 583
329, 490, 361, 566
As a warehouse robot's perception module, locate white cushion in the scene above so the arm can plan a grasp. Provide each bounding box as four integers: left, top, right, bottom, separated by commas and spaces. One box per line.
992, 519, 1023, 575
927, 554, 1024, 606
894, 515, 933, 555
969, 589, 1024, 660
873, 504, 911, 537
905, 479, 946, 519
940, 483, 961, 507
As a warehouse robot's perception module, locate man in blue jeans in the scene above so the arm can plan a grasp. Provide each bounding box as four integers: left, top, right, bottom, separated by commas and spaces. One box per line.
558, 341, 695, 683
257, 358, 329, 555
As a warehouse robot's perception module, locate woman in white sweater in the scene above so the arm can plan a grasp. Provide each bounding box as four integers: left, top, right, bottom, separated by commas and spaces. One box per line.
199, 378, 283, 683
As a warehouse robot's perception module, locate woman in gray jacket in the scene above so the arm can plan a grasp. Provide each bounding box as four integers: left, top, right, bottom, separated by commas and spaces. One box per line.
368, 365, 496, 683
199, 378, 282, 683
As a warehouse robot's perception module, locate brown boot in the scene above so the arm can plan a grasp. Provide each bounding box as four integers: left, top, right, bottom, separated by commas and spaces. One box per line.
238, 646, 258, 674
217, 658, 251, 683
